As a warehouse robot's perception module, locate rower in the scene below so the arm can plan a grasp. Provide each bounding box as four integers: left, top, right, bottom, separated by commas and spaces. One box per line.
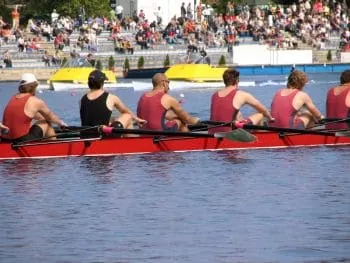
326, 69, 350, 130
137, 73, 200, 132
2, 73, 67, 143
210, 68, 273, 132
270, 70, 324, 128
80, 69, 146, 132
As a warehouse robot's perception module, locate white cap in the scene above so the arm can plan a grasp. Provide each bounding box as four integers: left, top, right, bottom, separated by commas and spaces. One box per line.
20, 73, 38, 85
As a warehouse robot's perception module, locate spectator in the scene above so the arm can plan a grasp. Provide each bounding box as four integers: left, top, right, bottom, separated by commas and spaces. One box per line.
154, 6, 163, 27
3, 50, 12, 68
181, 3, 187, 18
51, 9, 59, 24
187, 3, 193, 19
11, 5, 20, 31
86, 53, 95, 66
17, 35, 25, 52
42, 50, 51, 67
51, 50, 62, 66
116, 5, 124, 21
54, 32, 65, 50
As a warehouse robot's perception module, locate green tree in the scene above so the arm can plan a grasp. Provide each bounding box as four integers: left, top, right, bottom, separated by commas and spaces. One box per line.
218, 55, 226, 67
326, 50, 332, 62
22, 0, 110, 22
61, 57, 68, 67
95, 59, 102, 70
0, 0, 11, 23
108, 55, 115, 70
163, 54, 170, 68
137, 56, 145, 69
123, 57, 130, 71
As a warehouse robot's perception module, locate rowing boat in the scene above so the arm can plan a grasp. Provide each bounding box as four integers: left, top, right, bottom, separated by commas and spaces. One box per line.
1, 129, 349, 160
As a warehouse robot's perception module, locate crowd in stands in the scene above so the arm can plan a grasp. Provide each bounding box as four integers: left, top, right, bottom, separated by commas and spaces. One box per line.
0, 1, 349, 68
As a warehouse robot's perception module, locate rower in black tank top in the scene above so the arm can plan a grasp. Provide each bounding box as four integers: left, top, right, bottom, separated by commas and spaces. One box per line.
80, 91, 111, 126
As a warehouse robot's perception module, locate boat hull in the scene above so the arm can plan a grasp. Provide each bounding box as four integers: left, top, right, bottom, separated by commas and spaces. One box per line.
1, 132, 349, 160
165, 64, 228, 82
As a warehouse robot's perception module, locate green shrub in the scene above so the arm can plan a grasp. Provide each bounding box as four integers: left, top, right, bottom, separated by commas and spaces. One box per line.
218, 55, 226, 67
123, 57, 130, 71
137, 56, 145, 69
108, 55, 115, 69
95, 59, 103, 70
326, 50, 332, 62
61, 57, 68, 67
163, 54, 170, 68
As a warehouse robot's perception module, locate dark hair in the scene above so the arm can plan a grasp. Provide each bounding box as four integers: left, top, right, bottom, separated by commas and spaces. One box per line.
223, 68, 240, 86
88, 70, 107, 90
340, 70, 350, 85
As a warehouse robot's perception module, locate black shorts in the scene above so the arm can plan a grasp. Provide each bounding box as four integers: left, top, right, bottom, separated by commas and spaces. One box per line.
14, 125, 44, 143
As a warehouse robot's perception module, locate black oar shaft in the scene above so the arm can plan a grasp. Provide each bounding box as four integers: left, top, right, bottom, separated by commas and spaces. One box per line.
104, 126, 217, 138
237, 123, 335, 136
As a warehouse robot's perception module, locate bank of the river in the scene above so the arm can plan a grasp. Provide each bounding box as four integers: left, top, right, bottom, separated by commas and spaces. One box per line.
0, 68, 125, 82
1, 62, 349, 83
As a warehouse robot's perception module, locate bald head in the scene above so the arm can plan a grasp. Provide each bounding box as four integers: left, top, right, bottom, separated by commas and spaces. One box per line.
152, 73, 168, 89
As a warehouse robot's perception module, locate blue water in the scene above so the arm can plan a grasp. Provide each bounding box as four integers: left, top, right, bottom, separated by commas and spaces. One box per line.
0, 73, 349, 263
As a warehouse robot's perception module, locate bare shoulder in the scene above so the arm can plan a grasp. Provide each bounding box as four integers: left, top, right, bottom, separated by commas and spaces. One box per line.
108, 93, 121, 102
29, 95, 45, 106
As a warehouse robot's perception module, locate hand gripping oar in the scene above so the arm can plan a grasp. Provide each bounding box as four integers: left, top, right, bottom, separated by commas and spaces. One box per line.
101, 126, 256, 142
234, 122, 336, 136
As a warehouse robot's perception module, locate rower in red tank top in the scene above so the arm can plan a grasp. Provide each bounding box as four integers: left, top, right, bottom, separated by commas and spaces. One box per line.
270, 70, 324, 128
137, 73, 200, 132
2, 73, 67, 143
210, 68, 273, 133
326, 70, 350, 130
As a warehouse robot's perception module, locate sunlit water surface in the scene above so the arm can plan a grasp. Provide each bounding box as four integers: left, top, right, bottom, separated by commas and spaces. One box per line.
0, 73, 349, 263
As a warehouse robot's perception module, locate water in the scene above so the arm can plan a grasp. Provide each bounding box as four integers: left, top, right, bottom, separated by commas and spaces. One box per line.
0, 73, 349, 263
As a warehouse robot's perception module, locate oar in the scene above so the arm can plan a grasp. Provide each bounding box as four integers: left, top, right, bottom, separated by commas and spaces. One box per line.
314, 117, 350, 130
319, 117, 350, 123
234, 122, 336, 136
335, 130, 350, 137
101, 126, 256, 142
188, 120, 233, 131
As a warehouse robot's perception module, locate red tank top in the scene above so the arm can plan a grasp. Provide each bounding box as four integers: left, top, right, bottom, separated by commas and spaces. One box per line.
271, 89, 299, 128
210, 89, 239, 132
326, 87, 350, 130
2, 94, 32, 139
137, 91, 168, 130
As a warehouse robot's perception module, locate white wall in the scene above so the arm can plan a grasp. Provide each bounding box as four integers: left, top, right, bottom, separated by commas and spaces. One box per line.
340, 52, 350, 63
232, 45, 313, 65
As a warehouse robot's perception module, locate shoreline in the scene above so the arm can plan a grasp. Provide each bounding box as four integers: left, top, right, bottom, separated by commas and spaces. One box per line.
0, 62, 349, 83
0, 68, 125, 82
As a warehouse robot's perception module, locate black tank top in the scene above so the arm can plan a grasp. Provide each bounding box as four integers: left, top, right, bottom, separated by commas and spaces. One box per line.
80, 91, 112, 126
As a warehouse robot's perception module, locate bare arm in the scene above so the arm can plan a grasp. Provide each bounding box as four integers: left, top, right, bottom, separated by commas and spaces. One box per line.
0, 122, 9, 130
35, 98, 65, 126
113, 95, 146, 124
168, 96, 200, 124
239, 91, 273, 120
302, 93, 323, 120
